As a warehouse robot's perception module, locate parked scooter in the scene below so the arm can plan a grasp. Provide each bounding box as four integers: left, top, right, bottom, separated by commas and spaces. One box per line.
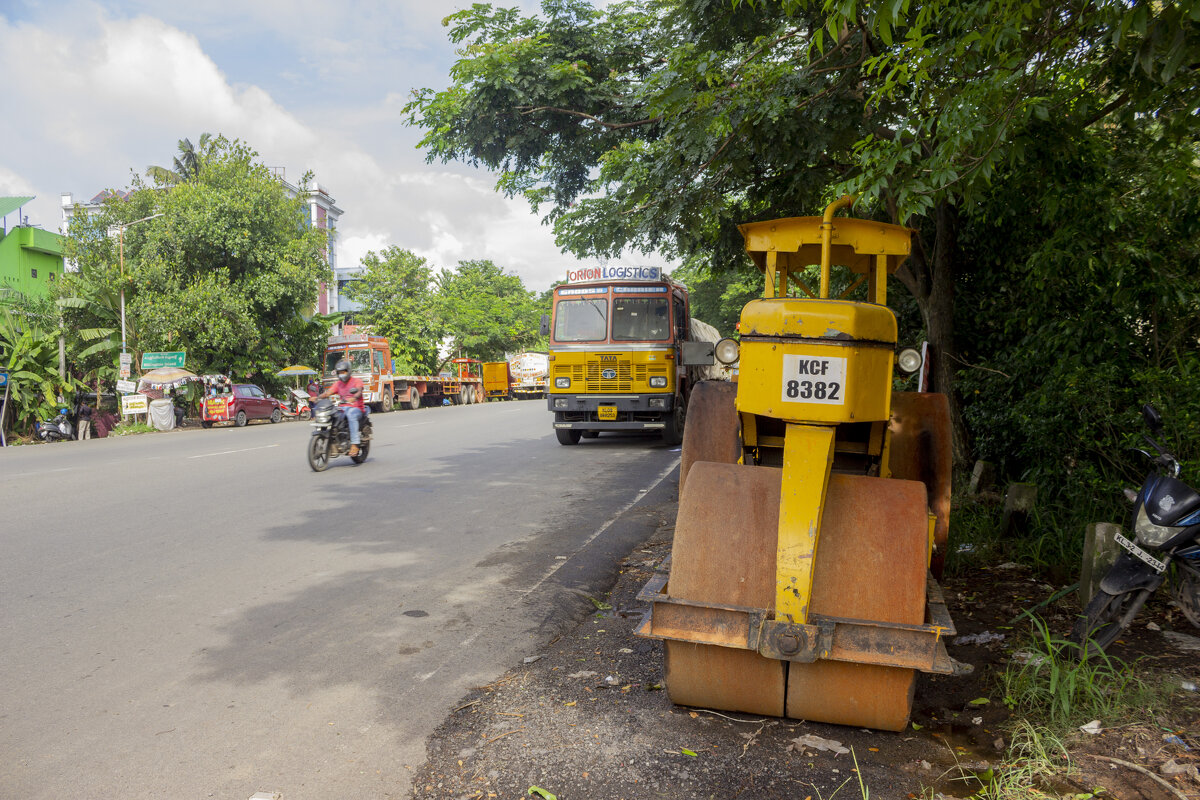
306, 397, 371, 471
35, 408, 75, 442
1071, 404, 1200, 655
279, 388, 312, 420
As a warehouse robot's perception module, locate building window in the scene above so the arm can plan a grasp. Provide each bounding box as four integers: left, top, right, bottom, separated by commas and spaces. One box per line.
30, 268, 37, 278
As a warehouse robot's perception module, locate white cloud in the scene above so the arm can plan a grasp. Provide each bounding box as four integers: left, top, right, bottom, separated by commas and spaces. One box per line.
0, 1, 602, 295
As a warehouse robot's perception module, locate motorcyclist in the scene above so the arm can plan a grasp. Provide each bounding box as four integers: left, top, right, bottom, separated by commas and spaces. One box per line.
319, 359, 365, 457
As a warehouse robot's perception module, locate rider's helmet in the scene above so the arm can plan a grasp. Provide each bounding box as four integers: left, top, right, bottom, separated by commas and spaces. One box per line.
335, 359, 351, 382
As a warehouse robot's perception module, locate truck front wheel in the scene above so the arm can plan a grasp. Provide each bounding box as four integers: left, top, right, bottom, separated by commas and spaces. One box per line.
661, 397, 685, 446
556, 429, 582, 445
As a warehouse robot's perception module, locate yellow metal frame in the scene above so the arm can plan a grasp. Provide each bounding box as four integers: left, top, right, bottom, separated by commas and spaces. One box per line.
737, 197, 917, 627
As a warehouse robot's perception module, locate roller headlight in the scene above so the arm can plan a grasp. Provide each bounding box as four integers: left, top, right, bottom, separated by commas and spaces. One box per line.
715, 337, 740, 365
555, 377, 571, 388
1134, 505, 1181, 547
649, 376, 667, 388
897, 347, 923, 375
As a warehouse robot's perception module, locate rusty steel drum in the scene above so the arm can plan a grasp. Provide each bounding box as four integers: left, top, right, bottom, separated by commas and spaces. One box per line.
679, 380, 741, 495
665, 462, 786, 715
784, 473, 928, 731
664, 464, 929, 729
889, 392, 953, 578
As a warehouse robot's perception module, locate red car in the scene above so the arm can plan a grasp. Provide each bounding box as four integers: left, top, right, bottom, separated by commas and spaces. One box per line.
201, 383, 282, 428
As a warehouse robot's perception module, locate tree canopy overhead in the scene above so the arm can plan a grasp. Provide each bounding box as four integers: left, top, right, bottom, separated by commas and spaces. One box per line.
408, 0, 1198, 462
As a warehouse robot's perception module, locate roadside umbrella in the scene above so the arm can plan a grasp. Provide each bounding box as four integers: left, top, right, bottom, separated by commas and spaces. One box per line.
277, 364, 319, 392
276, 365, 318, 377
137, 366, 200, 391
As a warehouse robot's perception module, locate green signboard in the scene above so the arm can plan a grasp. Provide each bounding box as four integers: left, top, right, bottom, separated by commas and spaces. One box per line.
141, 351, 186, 369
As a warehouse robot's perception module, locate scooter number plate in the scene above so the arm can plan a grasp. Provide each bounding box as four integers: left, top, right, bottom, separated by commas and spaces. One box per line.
1115, 532, 1167, 573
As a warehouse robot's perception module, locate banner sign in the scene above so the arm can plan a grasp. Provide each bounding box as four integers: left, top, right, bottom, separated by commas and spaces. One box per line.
119, 352, 132, 379
116, 379, 137, 393
121, 393, 149, 415
141, 351, 186, 369
566, 265, 661, 284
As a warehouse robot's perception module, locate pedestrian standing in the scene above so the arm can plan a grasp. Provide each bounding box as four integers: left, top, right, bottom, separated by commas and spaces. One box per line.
77, 399, 93, 440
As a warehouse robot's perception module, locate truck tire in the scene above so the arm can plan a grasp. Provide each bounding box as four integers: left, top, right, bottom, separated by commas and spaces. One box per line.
556, 429, 582, 445
661, 396, 685, 445
382, 390, 394, 413
406, 388, 421, 410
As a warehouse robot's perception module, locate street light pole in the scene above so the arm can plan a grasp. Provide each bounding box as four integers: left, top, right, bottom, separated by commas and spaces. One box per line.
113, 213, 164, 356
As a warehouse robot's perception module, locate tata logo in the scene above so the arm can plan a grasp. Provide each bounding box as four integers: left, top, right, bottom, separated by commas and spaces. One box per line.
600, 354, 618, 362
601, 368, 618, 380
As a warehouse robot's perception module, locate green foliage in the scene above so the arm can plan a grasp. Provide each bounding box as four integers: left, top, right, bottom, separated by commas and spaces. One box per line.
668, 255, 760, 336
998, 616, 1163, 731
436, 259, 544, 361
955, 122, 1200, 530
0, 293, 76, 434
62, 135, 332, 386
345, 247, 443, 373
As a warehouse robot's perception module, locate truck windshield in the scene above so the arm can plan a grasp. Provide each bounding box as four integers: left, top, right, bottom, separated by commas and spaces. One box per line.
325, 349, 372, 375
554, 299, 608, 342
612, 297, 670, 341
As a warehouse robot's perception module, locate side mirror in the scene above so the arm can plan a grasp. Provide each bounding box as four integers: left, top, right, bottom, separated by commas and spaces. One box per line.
1142, 403, 1163, 432
539, 314, 550, 337
681, 340, 716, 366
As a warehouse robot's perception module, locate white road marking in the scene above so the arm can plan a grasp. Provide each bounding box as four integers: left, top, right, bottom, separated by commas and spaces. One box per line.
187, 444, 280, 459
519, 457, 679, 599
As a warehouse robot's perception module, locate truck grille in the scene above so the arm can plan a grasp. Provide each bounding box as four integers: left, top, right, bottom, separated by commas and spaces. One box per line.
555, 360, 661, 391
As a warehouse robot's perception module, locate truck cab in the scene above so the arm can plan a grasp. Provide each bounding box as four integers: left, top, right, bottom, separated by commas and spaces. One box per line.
546, 266, 715, 445
323, 334, 395, 412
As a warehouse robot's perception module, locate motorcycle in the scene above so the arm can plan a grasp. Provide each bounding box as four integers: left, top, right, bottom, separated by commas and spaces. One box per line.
306, 397, 371, 471
1070, 404, 1200, 655
35, 408, 75, 442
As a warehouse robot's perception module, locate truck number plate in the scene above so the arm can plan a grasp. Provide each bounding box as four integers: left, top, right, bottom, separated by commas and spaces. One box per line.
1114, 532, 1167, 573
780, 356, 846, 405
598, 405, 618, 421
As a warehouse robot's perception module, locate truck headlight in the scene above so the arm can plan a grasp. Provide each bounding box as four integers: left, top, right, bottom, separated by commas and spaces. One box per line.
649, 376, 667, 388
555, 377, 571, 388
1134, 505, 1181, 547
649, 397, 666, 409
554, 398, 568, 409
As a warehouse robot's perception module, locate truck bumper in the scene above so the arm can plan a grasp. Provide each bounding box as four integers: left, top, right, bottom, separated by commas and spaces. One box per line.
548, 393, 674, 430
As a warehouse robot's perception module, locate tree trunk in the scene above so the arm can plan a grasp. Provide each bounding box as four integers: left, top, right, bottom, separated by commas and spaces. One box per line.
894, 199, 971, 469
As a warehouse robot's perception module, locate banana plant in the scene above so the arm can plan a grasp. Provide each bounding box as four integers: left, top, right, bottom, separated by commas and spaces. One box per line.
0, 304, 78, 436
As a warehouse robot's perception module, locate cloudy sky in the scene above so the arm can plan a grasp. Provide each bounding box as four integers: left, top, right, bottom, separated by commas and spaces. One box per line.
0, 0, 612, 291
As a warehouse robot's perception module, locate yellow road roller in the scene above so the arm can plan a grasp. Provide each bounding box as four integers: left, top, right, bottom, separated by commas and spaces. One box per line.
635, 196, 957, 731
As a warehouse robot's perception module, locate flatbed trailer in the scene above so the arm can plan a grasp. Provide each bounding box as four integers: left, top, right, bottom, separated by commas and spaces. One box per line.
391, 359, 485, 408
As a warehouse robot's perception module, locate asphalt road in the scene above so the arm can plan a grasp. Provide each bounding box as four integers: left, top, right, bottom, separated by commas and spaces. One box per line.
0, 401, 679, 799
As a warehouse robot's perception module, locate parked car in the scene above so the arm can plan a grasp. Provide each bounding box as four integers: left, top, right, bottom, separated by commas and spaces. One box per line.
201, 383, 282, 428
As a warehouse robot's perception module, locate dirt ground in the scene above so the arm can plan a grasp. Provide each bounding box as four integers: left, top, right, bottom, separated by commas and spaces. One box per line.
414, 498, 1200, 800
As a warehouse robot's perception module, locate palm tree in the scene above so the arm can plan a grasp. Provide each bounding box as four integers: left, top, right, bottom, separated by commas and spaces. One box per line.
145, 132, 213, 185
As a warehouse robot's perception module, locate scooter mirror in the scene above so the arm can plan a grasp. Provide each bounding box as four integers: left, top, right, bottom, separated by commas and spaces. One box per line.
1142, 403, 1163, 432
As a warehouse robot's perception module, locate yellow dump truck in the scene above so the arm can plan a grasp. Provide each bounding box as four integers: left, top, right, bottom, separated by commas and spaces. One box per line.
635, 197, 957, 731
542, 266, 722, 445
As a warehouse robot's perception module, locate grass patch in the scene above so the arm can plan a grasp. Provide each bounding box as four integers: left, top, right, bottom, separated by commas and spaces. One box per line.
108, 421, 157, 436
945, 493, 1087, 581
998, 617, 1165, 732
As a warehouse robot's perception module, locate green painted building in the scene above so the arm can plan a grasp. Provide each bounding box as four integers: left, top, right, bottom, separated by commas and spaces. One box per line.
0, 196, 65, 299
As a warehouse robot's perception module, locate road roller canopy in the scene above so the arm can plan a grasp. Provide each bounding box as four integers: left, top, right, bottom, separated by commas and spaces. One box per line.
738, 198, 913, 306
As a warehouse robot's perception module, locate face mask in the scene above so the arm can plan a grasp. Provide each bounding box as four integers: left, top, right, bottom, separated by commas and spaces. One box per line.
338, 373, 349, 382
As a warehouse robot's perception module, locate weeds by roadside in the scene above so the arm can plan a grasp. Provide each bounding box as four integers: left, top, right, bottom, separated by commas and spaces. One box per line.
999, 617, 1165, 732
108, 421, 157, 436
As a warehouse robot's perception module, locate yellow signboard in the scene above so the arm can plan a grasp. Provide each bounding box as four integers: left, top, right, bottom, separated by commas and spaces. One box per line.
121, 393, 149, 415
